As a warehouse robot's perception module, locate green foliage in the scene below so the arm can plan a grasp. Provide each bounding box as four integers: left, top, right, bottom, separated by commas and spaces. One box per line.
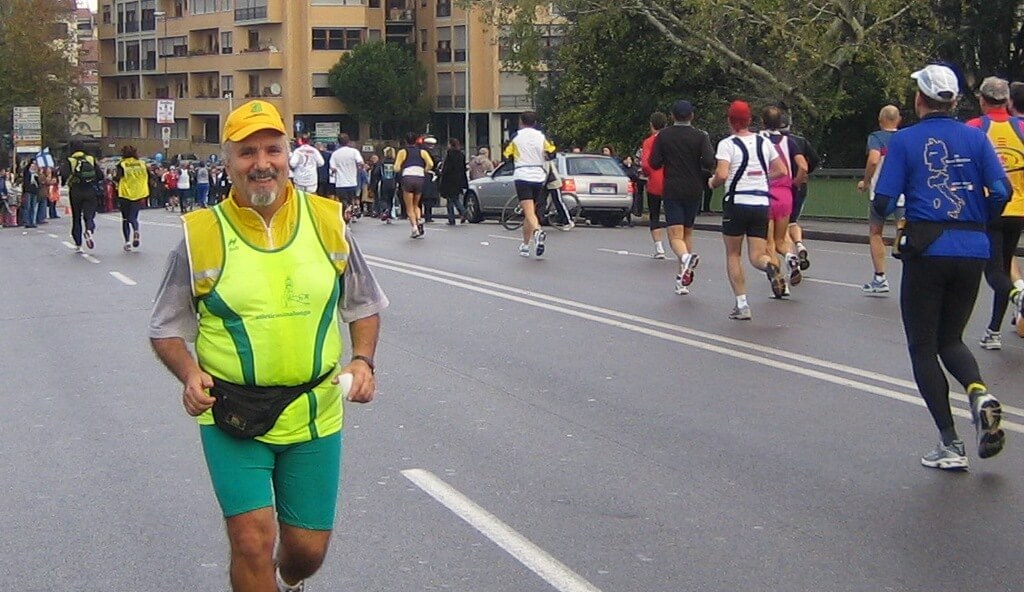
0, 0, 88, 148
327, 41, 430, 136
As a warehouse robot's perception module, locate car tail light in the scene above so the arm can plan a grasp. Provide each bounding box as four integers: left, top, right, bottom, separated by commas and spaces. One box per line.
561, 178, 577, 193
627, 181, 636, 195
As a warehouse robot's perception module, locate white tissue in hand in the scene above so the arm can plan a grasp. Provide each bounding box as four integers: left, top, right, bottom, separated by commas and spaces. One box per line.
337, 372, 353, 397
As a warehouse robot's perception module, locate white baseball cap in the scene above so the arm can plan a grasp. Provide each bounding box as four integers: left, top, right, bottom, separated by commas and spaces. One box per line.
911, 65, 959, 102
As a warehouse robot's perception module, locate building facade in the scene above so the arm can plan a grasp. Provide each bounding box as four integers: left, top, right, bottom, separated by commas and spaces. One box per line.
71, 8, 102, 138
97, 0, 553, 158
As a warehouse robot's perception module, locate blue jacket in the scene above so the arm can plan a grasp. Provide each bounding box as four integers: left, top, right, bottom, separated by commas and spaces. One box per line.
875, 113, 1009, 258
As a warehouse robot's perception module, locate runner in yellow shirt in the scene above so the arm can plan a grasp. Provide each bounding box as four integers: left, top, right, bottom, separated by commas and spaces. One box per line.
114, 145, 150, 251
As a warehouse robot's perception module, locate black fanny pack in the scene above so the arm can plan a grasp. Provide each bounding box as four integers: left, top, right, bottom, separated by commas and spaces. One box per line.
893, 220, 985, 259
211, 367, 335, 439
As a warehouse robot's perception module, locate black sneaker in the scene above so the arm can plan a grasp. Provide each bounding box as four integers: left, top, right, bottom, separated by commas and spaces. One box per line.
765, 263, 785, 299
970, 388, 1006, 459
132, 230, 140, 248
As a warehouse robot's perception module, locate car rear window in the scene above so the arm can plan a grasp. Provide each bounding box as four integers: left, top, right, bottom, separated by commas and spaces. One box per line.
565, 157, 625, 176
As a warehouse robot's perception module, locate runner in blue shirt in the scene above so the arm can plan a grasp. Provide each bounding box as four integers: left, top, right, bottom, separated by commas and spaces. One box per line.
874, 64, 1010, 471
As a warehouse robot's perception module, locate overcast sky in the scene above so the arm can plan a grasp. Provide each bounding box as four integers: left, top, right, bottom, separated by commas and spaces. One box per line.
80, 0, 97, 10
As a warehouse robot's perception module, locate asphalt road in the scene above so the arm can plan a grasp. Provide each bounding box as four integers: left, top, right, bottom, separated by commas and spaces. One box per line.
2, 209, 1023, 592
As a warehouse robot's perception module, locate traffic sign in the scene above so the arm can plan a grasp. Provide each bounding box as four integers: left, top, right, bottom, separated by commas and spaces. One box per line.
156, 99, 175, 124
161, 126, 172, 140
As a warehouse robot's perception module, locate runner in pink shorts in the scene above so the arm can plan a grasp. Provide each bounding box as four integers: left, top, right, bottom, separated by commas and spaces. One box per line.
761, 106, 808, 294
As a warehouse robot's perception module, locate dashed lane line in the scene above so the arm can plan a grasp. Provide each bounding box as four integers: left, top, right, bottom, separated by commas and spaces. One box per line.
402, 469, 603, 592
109, 271, 137, 286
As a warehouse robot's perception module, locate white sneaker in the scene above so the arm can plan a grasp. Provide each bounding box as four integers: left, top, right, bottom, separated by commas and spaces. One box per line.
75, 246, 84, 254
123, 242, 132, 252
654, 243, 666, 259
556, 220, 575, 231
674, 275, 689, 295
533, 229, 547, 258
519, 243, 530, 257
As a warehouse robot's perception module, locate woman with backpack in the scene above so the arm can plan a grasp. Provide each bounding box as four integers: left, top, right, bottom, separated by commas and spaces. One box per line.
63, 140, 100, 252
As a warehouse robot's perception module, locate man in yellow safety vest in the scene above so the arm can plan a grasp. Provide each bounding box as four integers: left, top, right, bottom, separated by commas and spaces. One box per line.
149, 99, 388, 592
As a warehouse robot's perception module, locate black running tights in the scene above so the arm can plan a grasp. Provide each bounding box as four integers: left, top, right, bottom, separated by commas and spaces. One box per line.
984, 217, 1024, 331
901, 256, 985, 443
118, 197, 142, 242
648, 194, 664, 231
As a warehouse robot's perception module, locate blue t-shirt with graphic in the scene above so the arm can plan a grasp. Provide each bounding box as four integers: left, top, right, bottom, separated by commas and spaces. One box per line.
866, 130, 895, 155
875, 114, 1009, 258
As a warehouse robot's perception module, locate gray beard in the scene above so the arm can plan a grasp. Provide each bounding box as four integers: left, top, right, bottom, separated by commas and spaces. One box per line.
250, 190, 277, 207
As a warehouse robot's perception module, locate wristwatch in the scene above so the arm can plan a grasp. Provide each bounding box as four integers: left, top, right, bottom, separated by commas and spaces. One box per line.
351, 355, 375, 374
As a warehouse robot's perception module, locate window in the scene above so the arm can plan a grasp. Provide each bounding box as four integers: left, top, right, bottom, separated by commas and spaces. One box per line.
436, 27, 451, 62
108, 118, 141, 138
248, 74, 261, 97
453, 25, 466, 62
453, 71, 466, 107
437, 72, 452, 108
146, 119, 188, 140
436, 0, 450, 17
221, 75, 234, 95
174, 0, 185, 18
142, 39, 156, 70
235, 0, 268, 21
419, 28, 427, 52
192, 0, 225, 14
221, 31, 233, 53
540, 25, 564, 62
159, 36, 188, 58
313, 73, 333, 97
368, 29, 381, 41
312, 28, 363, 50
102, 4, 111, 24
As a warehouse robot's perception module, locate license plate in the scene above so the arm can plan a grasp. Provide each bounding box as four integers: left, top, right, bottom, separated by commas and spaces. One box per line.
591, 185, 616, 194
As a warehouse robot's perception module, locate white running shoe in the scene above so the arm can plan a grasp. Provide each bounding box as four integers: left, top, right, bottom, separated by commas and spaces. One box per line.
123, 242, 132, 252
519, 243, 531, 257
654, 243, 666, 259
534, 229, 547, 258
674, 276, 689, 295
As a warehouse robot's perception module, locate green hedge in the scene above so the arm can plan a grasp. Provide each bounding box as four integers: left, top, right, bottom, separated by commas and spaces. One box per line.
709, 170, 868, 220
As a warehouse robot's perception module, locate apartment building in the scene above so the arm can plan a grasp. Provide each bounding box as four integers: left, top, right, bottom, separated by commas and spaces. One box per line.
71, 8, 102, 138
97, 0, 554, 158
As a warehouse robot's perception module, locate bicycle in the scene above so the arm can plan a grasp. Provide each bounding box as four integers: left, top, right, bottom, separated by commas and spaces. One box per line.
500, 191, 581, 231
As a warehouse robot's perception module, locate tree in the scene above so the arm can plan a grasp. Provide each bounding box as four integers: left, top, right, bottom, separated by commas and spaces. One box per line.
0, 0, 89, 151
328, 41, 430, 138
468, 0, 932, 137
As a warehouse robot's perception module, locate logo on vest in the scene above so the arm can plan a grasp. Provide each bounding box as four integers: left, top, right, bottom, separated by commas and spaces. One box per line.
283, 277, 310, 308
227, 237, 239, 251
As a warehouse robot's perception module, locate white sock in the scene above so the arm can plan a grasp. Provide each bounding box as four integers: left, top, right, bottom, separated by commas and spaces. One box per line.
654, 241, 664, 252
786, 253, 798, 267
276, 567, 302, 592
1015, 279, 1024, 291
680, 253, 691, 270
796, 241, 805, 250
736, 294, 748, 308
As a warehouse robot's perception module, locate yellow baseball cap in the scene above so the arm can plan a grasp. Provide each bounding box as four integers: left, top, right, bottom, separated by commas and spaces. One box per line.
222, 100, 286, 142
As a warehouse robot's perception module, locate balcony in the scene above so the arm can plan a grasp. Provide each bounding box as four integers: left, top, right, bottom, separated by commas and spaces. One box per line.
233, 48, 284, 71
387, 8, 414, 22
499, 94, 534, 109
98, 21, 116, 40
234, 3, 282, 23
99, 99, 152, 118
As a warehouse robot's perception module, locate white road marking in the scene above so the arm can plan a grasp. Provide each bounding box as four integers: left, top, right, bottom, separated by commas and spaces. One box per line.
62, 241, 76, 249
597, 248, 657, 259
109, 271, 137, 286
82, 254, 101, 264
47, 233, 58, 238
100, 214, 179, 228
366, 255, 1024, 427
487, 234, 522, 241
402, 469, 603, 592
802, 277, 863, 289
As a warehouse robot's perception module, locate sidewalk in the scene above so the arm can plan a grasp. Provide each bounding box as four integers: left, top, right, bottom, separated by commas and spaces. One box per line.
692, 213, 880, 245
